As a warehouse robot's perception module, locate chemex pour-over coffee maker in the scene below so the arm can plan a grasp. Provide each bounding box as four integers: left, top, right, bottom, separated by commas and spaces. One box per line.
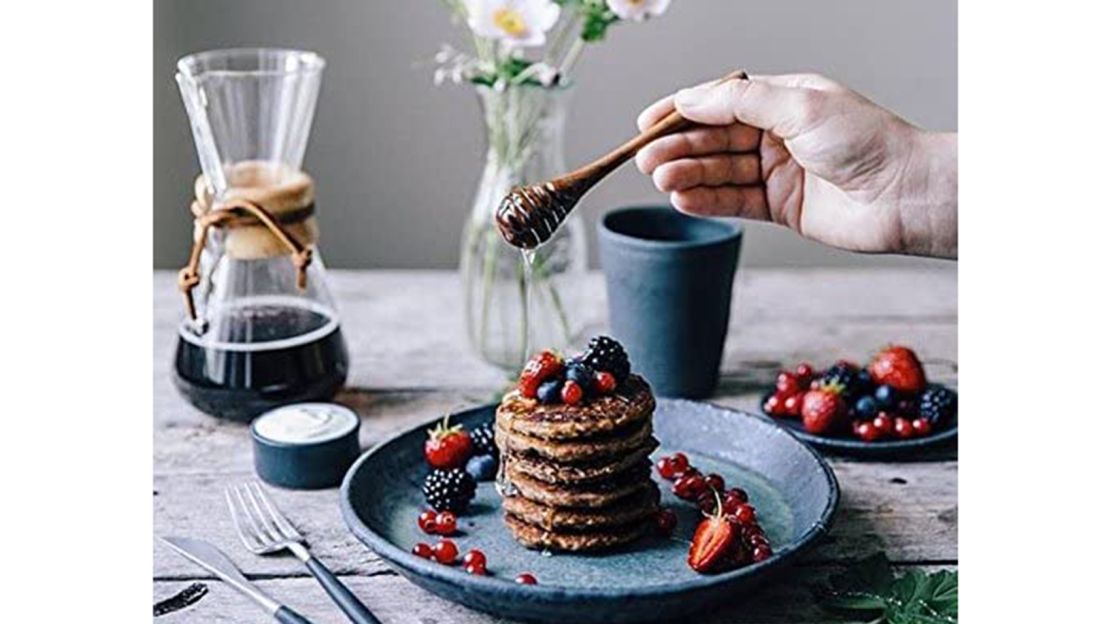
172, 48, 348, 420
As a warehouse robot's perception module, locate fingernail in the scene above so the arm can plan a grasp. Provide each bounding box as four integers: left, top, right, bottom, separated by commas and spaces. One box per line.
674, 87, 702, 109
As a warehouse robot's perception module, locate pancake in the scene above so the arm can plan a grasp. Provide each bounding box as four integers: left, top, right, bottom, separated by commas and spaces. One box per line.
502, 487, 660, 531
495, 419, 654, 463
503, 437, 659, 485
496, 374, 655, 440
505, 461, 655, 508
504, 513, 652, 551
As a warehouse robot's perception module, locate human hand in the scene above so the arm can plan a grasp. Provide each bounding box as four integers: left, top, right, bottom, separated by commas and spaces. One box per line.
635, 73, 957, 258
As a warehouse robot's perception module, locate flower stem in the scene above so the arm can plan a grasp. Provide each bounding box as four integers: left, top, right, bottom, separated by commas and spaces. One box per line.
556, 38, 587, 80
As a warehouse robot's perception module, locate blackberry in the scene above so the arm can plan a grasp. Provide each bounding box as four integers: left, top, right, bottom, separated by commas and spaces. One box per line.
917, 384, 958, 428
820, 362, 856, 388
583, 336, 630, 383
821, 362, 869, 400
422, 468, 476, 513
469, 422, 497, 456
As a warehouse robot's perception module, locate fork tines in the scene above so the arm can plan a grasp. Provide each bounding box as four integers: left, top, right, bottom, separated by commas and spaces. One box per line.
225, 481, 303, 554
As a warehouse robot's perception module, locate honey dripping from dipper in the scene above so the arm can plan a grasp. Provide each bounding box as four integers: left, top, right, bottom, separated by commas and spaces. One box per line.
495, 180, 585, 249
493, 70, 748, 250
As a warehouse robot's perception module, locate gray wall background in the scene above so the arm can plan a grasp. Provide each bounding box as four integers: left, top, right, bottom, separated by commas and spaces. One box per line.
154, 0, 956, 270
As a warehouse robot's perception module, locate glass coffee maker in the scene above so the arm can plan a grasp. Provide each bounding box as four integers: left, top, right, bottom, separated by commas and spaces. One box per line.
172, 48, 348, 420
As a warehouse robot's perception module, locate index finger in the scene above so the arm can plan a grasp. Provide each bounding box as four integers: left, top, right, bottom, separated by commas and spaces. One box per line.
636, 75, 723, 132
636, 93, 675, 132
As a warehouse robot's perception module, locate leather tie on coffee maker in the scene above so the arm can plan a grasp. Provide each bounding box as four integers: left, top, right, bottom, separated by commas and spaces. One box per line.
177, 163, 319, 321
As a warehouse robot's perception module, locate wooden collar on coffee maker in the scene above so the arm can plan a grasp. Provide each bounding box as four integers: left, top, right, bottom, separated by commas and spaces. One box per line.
177, 198, 314, 321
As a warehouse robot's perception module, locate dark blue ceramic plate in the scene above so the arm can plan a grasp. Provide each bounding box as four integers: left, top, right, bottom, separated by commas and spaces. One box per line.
761, 392, 958, 459
340, 399, 839, 623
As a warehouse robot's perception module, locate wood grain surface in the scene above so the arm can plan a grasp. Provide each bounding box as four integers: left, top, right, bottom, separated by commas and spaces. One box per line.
152, 268, 957, 623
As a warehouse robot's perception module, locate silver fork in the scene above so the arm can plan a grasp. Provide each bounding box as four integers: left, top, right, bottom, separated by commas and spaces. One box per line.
227, 482, 381, 624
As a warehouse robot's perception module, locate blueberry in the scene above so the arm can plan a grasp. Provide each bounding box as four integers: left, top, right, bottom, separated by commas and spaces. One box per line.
564, 360, 595, 392
466, 454, 498, 482
537, 378, 563, 404
874, 384, 897, 407
855, 396, 879, 418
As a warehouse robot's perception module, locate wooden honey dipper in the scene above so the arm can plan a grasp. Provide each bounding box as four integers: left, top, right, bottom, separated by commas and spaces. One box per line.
495, 70, 749, 249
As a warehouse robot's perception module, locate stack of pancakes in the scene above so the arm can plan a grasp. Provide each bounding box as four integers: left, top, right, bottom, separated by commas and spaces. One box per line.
495, 374, 660, 551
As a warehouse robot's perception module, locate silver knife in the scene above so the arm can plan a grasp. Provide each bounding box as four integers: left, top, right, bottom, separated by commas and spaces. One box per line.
160, 536, 314, 624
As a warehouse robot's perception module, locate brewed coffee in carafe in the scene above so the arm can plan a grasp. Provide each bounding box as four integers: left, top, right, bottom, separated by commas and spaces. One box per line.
172, 49, 348, 420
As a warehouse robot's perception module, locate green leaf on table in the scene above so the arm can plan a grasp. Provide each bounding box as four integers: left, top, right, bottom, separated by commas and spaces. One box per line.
823, 552, 957, 623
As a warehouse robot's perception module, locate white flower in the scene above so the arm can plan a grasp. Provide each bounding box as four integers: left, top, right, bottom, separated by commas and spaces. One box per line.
606, 0, 671, 22
464, 0, 561, 47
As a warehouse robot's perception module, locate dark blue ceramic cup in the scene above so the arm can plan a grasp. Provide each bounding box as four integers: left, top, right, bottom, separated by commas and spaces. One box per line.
598, 206, 743, 398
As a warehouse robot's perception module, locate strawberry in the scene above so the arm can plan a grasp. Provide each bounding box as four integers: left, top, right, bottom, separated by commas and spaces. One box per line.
518, 350, 564, 399
801, 387, 845, 435
424, 415, 473, 469
687, 502, 738, 573
867, 345, 926, 394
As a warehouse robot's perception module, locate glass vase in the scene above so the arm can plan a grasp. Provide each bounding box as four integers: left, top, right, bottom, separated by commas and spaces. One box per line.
460, 84, 587, 371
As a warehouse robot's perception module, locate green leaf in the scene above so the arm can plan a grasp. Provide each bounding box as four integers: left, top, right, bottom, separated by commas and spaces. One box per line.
578, 0, 619, 42
822, 553, 957, 623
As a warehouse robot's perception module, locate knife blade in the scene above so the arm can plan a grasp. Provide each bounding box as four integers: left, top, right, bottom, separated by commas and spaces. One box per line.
160, 536, 282, 615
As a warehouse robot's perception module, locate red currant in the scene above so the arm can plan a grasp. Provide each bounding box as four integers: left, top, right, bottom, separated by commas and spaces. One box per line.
412, 542, 433, 559
654, 509, 678, 535
672, 474, 704, 501
775, 372, 801, 396
725, 487, 748, 503
687, 475, 710, 496
417, 510, 438, 534
561, 380, 584, 405
734, 503, 757, 525
809, 379, 821, 390
752, 545, 773, 562
893, 417, 914, 439
857, 421, 882, 442
671, 452, 690, 473
706, 473, 725, 492
515, 573, 538, 585
434, 511, 457, 535
739, 523, 764, 544
783, 393, 803, 417
674, 466, 701, 480
656, 456, 679, 480
912, 417, 933, 436
697, 491, 717, 514
763, 393, 786, 416
432, 539, 458, 565
795, 362, 815, 382
594, 371, 617, 394
464, 562, 486, 575
873, 413, 894, 436
462, 549, 486, 569
723, 496, 744, 516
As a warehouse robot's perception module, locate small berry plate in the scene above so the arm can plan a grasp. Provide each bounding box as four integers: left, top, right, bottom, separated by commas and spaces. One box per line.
761, 391, 958, 459
340, 399, 839, 624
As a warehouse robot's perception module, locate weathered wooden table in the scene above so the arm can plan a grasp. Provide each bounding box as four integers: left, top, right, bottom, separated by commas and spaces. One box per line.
153, 268, 957, 623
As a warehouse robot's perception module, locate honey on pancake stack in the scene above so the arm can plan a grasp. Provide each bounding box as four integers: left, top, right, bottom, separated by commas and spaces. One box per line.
495, 337, 660, 551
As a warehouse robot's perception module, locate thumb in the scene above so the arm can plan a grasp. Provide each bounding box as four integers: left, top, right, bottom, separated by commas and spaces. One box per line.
675, 77, 821, 140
